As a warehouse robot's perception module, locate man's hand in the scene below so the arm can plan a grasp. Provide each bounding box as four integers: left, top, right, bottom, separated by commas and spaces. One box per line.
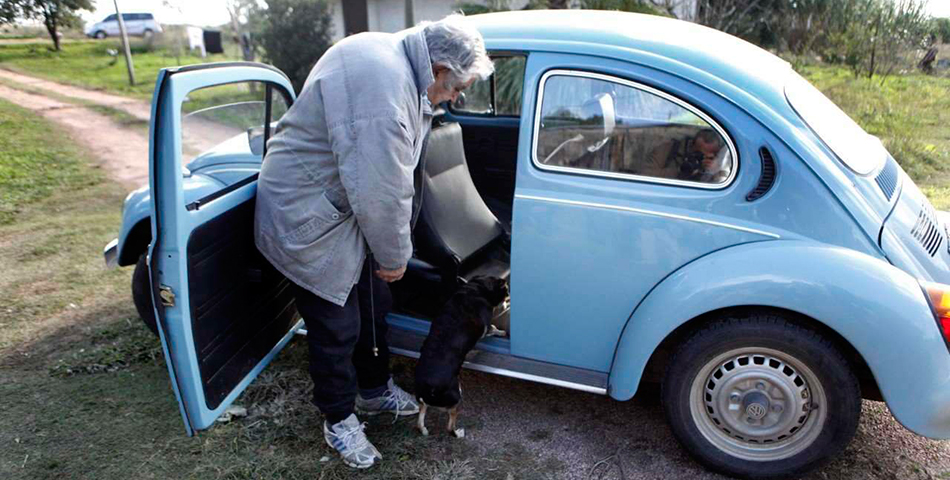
375, 265, 406, 283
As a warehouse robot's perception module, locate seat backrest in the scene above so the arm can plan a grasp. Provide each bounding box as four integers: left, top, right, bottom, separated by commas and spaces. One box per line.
414, 120, 503, 270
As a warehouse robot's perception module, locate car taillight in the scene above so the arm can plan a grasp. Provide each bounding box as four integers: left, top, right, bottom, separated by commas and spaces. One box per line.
922, 281, 950, 350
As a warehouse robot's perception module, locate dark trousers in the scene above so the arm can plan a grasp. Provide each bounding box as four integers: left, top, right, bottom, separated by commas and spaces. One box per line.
293, 258, 392, 424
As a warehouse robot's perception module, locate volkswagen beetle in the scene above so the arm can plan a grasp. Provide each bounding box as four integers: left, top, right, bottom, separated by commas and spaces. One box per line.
104, 10, 950, 479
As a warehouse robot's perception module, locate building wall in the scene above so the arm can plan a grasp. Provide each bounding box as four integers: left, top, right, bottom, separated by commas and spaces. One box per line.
367, 0, 410, 33
328, 0, 688, 42
327, 0, 347, 42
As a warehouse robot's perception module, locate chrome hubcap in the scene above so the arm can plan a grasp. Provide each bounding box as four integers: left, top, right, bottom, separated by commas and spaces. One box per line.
689, 348, 827, 461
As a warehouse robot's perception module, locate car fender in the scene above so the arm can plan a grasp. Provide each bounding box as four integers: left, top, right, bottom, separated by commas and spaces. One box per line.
608, 240, 950, 439
116, 172, 225, 266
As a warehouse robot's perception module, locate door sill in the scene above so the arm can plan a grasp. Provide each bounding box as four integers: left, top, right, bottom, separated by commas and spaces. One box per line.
387, 314, 608, 395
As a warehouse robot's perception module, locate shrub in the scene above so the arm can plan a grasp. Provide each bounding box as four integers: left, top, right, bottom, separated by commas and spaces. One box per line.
259, 0, 334, 93
935, 18, 950, 44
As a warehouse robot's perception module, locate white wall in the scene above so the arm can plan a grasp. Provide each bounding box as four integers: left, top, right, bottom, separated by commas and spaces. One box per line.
367, 0, 409, 33
327, 0, 347, 42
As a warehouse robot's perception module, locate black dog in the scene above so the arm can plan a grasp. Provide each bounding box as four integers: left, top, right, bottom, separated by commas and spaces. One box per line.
415, 276, 509, 437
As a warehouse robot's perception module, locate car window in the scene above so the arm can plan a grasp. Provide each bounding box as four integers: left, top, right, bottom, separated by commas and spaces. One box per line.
180, 81, 291, 164
143, 13, 154, 20
785, 73, 885, 176
104, 14, 116, 22
451, 55, 526, 116
534, 71, 736, 187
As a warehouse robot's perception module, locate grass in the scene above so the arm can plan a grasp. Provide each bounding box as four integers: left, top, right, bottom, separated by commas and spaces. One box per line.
0, 38, 237, 100
0, 100, 100, 225
797, 63, 950, 208
0, 96, 564, 480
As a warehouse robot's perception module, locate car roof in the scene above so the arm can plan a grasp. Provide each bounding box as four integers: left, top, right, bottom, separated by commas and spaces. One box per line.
467, 10, 792, 108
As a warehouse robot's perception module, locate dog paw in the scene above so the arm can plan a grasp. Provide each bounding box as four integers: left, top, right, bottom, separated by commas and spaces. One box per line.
419, 427, 429, 436
452, 428, 465, 438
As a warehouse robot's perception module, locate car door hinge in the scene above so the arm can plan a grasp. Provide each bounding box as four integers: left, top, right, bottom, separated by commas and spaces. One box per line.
159, 285, 175, 307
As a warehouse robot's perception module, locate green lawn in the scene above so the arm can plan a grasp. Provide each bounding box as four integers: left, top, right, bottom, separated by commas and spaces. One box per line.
797, 64, 950, 208
0, 100, 100, 225
0, 39, 237, 100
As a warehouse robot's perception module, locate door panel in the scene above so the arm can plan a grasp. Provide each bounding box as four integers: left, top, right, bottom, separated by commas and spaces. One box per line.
149, 63, 296, 434
510, 53, 773, 372
186, 198, 297, 409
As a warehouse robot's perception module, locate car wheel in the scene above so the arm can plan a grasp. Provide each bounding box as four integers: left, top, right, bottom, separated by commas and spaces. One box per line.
661, 314, 860, 480
132, 253, 159, 337
94, 30, 106, 39
143, 29, 154, 39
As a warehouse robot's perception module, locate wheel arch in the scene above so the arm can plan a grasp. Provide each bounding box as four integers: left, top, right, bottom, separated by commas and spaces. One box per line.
638, 305, 881, 401
118, 217, 152, 266
607, 240, 950, 438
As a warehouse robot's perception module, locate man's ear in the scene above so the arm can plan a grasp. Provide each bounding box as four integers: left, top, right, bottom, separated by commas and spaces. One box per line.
432, 64, 450, 77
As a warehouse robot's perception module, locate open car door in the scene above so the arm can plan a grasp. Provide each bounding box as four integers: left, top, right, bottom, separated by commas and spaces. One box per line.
148, 63, 298, 435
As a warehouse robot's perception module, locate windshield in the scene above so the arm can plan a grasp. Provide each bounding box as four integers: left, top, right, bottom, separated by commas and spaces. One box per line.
785, 73, 886, 176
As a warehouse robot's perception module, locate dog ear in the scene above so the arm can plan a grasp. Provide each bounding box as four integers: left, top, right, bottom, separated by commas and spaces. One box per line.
486, 277, 509, 305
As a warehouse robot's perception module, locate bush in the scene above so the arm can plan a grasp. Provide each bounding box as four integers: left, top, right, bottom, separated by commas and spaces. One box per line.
259, 0, 334, 93
935, 18, 950, 44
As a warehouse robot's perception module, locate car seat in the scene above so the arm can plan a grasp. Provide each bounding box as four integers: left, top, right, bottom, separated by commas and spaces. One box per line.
408, 113, 510, 288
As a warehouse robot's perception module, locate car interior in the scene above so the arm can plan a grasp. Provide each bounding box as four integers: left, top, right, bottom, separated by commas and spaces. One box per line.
391, 109, 515, 333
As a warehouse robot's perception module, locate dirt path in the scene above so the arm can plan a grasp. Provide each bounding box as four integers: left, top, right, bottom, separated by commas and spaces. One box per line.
0, 82, 148, 187
0, 68, 243, 185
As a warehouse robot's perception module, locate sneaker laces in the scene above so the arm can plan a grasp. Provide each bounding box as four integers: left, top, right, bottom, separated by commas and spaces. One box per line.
388, 386, 415, 411
384, 386, 415, 424
337, 421, 370, 452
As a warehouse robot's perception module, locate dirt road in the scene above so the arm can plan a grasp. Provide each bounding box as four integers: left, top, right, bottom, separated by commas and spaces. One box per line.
0, 69, 947, 479
0, 68, 242, 188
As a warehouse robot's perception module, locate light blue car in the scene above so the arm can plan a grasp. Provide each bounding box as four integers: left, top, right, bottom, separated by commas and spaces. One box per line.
104, 10, 950, 479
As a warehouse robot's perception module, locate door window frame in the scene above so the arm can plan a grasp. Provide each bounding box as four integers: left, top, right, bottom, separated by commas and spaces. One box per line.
531, 69, 739, 190
449, 51, 527, 118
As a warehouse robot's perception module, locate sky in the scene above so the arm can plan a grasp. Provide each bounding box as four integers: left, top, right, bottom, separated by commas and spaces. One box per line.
81, 0, 950, 27
82, 1, 234, 27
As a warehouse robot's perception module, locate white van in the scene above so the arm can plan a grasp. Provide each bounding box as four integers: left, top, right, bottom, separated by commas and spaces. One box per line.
85, 13, 162, 39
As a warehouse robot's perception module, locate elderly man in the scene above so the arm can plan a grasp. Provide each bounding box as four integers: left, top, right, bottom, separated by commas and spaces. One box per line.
254, 15, 492, 468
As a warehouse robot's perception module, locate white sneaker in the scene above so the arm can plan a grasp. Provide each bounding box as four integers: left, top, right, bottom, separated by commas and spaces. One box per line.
355, 378, 420, 416
324, 414, 382, 469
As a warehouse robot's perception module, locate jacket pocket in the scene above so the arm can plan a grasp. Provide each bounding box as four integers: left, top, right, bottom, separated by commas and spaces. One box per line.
280, 192, 352, 266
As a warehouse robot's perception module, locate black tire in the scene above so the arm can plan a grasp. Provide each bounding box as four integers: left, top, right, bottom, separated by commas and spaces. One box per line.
661, 314, 860, 480
94, 30, 106, 39
143, 29, 154, 39
132, 254, 159, 337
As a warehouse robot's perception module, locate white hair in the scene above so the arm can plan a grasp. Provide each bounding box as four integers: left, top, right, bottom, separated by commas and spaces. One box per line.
421, 14, 494, 86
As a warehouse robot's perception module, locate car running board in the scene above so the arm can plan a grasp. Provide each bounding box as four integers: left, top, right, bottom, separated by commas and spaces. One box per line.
387, 327, 608, 395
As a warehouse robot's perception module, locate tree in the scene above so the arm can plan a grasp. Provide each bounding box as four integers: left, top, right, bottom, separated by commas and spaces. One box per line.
0, 0, 93, 51
580, 0, 666, 15
259, 0, 333, 93
935, 17, 950, 44
227, 0, 264, 62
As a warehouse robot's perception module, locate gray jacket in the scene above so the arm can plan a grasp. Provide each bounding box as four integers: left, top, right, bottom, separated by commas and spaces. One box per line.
255, 28, 434, 306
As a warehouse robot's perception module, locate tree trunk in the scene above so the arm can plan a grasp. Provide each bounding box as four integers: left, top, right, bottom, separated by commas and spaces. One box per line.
44, 16, 60, 51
